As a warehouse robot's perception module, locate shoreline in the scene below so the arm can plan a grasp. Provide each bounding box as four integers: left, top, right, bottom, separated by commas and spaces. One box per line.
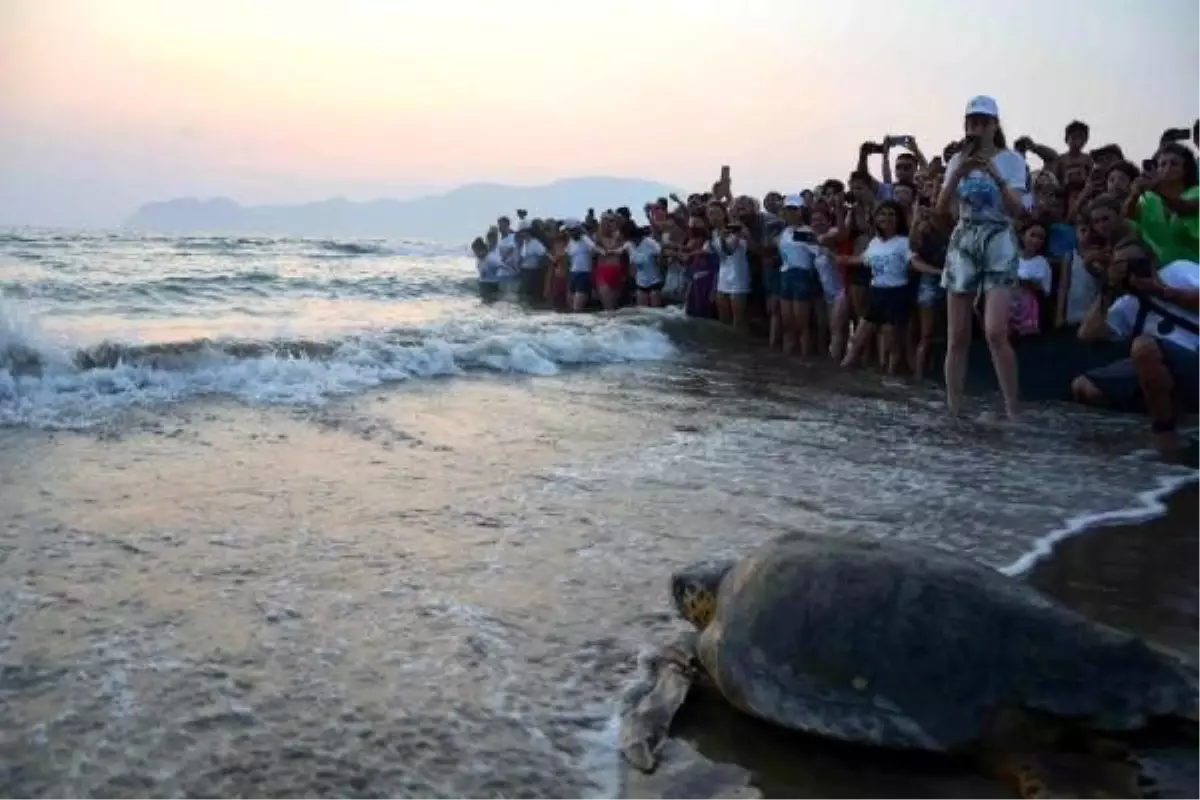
1002, 470, 1200, 578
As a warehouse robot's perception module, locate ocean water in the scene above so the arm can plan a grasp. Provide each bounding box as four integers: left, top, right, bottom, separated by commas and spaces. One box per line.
1, 229, 1196, 798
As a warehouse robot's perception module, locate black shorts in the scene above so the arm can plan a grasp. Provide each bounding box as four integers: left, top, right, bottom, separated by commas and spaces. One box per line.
1080, 338, 1199, 413
849, 265, 872, 287
519, 266, 545, 300
636, 282, 665, 293
865, 285, 912, 326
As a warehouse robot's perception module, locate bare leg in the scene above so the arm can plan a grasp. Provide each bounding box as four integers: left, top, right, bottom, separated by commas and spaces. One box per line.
778, 301, 796, 354
796, 300, 813, 356
915, 306, 935, 382
944, 292, 974, 415
983, 288, 1019, 420
883, 324, 901, 375
767, 296, 781, 348
830, 293, 850, 362
841, 320, 877, 368
715, 293, 732, 325
730, 295, 748, 335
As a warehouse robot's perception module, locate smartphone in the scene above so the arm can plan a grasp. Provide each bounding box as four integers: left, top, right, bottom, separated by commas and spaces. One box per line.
791, 229, 815, 244
962, 135, 981, 156
720, 165, 731, 183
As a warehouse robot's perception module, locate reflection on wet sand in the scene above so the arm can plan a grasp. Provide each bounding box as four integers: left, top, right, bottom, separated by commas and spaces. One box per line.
1029, 484, 1198, 659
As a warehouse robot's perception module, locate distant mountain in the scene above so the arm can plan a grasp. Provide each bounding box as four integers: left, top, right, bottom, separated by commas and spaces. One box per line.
123, 177, 681, 242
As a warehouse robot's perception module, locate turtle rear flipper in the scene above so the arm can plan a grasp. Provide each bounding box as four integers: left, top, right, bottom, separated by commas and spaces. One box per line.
982, 749, 1148, 799
619, 633, 699, 773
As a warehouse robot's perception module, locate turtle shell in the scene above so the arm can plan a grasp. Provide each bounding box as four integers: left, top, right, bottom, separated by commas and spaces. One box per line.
694, 531, 1197, 751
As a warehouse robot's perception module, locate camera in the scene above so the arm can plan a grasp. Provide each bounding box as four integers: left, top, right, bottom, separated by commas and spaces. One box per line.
516, 209, 527, 219
962, 134, 981, 157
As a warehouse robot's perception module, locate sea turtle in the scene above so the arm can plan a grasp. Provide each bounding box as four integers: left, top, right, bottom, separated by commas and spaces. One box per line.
619, 531, 1198, 798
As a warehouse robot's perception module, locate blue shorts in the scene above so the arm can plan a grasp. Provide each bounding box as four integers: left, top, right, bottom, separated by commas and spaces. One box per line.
780, 269, 819, 302
568, 271, 592, 296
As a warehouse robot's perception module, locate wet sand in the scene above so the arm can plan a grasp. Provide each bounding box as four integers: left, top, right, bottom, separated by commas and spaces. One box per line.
1, 359, 1196, 798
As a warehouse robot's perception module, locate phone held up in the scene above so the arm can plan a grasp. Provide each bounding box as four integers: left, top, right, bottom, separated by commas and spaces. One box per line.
791, 229, 815, 244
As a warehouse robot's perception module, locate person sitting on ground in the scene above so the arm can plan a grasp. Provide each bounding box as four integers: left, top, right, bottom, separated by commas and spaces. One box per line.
1072, 245, 1199, 459
1124, 142, 1199, 266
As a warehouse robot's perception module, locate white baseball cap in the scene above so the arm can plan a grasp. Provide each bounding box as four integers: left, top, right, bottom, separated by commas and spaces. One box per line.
783, 193, 806, 208
965, 95, 999, 118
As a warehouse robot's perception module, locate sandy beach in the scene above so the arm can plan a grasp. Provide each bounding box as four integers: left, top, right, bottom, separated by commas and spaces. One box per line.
2, 349, 1196, 798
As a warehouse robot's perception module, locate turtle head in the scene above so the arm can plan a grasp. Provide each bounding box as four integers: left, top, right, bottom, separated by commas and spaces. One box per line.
670, 560, 734, 630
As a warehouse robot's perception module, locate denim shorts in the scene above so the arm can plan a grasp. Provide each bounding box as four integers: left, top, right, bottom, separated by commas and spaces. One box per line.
780, 269, 819, 302
943, 222, 1019, 294
917, 275, 944, 308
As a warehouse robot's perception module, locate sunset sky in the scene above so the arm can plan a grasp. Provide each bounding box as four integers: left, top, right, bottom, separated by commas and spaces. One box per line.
1, 0, 1197, 227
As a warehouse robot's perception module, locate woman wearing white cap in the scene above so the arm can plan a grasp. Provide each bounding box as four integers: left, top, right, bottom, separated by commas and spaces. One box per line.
936, 95, 1029, 420
775, 194, 820, 355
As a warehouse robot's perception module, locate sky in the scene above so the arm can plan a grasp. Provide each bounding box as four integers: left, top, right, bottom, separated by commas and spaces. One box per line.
1, 0, 1197, 227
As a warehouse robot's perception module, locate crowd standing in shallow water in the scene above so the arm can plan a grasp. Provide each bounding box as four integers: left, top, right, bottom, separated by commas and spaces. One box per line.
475, 97, 1200, 459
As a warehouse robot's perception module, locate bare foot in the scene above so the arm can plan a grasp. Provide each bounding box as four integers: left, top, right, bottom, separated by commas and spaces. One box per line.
1153, 431, 1186, 463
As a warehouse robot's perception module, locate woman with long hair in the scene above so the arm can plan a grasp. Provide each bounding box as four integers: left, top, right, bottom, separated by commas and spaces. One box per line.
838, 201, 913, 373
936, 95, 1029, 420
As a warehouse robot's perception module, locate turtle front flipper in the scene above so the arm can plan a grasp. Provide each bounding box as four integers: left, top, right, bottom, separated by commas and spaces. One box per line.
619, 631, 700, 773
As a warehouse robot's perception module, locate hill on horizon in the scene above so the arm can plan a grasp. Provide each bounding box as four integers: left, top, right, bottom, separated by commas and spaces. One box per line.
123, 177, 681, 242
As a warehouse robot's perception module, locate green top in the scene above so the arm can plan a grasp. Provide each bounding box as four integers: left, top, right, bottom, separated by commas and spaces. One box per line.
1132, 185, 1199, 267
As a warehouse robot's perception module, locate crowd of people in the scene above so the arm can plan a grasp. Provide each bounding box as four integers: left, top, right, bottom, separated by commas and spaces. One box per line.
472, 96, 1199, 459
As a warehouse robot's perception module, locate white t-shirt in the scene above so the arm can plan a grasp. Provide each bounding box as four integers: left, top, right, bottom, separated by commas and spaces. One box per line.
944, 149, 1029, 225
708, 232, 751, 294
566, 236, 597, 274
862, 235, 911, 289
1106, 260, 1200, 352
625, 237, 663, 288
518, 238, 547, 270
497, 232, 519, 271
476, 252, 506, 284
1065, 250, 1098, 324
776, 226, 816, 271
1017, 255, 1053, 296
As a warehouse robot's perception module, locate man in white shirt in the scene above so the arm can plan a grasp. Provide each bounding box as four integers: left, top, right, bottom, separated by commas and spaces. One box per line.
496, 216, 520, 275
516, 226, 548, 304
1074, 248, 1199, 458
